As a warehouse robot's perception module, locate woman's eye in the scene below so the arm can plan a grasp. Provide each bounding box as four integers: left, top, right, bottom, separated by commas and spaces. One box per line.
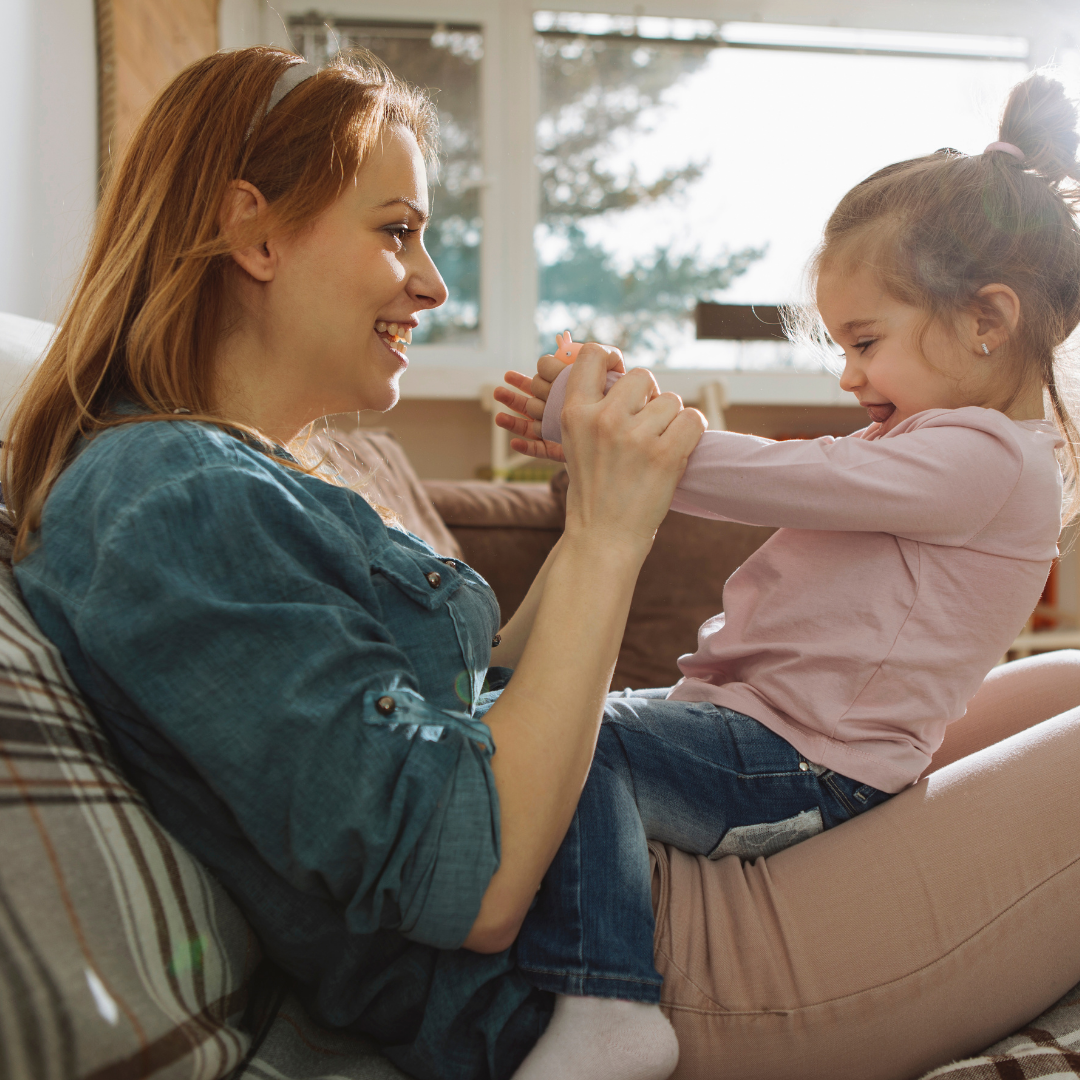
854, 339, 876, 353
386, 225, 416, 245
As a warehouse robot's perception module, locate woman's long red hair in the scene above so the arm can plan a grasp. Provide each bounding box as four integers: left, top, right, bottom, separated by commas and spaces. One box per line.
2, 46, 436, 559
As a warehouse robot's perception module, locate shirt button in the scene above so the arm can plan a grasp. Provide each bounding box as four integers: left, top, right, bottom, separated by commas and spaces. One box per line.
799, 761, 809, 772
375, 696, 396, 716
425, 571, 441, 588
491, 633, 502, 648
442, 559, 456, 568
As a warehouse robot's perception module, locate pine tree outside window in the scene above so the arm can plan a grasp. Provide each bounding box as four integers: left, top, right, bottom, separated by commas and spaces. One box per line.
534, 13, 1029, 370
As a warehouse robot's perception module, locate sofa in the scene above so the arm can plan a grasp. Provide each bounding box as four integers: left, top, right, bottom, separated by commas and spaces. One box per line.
3, 312, 1080, 1079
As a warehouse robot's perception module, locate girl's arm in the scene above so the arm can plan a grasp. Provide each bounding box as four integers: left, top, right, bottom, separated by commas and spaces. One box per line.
500, 361, 1038, 549
462, 349, 705, 953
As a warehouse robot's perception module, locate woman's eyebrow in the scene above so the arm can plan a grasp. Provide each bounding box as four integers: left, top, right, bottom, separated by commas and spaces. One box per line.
375, 197, 429, 225
840, 319, 881, 334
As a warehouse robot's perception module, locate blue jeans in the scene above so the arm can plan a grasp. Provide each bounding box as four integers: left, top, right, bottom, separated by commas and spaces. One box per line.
515, 691, 893, 1003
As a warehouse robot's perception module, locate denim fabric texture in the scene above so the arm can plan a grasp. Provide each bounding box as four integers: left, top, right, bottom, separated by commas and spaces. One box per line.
516, 693, 892, 1001
14, 420, 551, 1080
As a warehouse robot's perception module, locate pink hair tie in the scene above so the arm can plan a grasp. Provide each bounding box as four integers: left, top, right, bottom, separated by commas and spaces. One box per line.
984, 141, 1026, 162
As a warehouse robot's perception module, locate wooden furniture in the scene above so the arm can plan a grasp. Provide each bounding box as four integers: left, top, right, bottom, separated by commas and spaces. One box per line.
95, 0, 219, 176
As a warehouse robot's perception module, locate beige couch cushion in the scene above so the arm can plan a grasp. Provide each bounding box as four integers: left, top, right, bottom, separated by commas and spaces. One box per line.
313, 427, 462, 559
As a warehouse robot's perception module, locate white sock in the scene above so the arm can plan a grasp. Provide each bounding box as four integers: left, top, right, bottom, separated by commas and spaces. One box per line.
511, 994, 679, 1080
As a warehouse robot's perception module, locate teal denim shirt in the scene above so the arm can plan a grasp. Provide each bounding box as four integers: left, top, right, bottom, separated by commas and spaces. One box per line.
14, 420, 548, 1080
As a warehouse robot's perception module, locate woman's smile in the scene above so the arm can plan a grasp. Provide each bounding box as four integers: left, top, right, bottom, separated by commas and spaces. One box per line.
376, 327, 410, 367
375, 318, 414, 367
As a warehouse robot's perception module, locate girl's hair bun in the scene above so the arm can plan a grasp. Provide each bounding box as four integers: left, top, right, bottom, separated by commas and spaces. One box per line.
999, 72, 1080, 189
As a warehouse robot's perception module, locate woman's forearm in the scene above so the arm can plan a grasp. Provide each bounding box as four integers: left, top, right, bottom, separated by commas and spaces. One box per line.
462, 530, 646, 952
493, 537, 564, 669
463, 350, 704, 953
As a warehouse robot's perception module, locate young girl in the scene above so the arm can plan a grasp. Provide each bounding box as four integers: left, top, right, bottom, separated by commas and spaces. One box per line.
496, 72, 1080, 1080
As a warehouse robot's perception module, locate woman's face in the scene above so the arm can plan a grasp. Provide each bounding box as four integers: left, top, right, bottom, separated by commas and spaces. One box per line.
269, 125, 447, 416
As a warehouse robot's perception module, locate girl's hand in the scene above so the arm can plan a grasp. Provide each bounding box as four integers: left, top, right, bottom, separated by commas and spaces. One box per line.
560, 345, 706, 552
494, 352, 577, 461
493, 371, 564, 462
494, 351, 627, 461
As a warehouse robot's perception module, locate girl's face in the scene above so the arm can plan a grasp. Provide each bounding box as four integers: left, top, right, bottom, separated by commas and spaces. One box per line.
817, 268, 982, 434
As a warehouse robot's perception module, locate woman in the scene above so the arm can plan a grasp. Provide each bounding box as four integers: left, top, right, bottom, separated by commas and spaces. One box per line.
5, 46, 1080, 1080
4, 46, 700, 1080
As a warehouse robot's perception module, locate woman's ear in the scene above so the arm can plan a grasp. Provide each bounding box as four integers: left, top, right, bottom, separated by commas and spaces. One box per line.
970, 283, 1021, 355
219, 180, 276, 282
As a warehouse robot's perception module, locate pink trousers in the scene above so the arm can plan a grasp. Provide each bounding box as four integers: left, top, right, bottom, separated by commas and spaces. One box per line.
652, 650, 1080, 1079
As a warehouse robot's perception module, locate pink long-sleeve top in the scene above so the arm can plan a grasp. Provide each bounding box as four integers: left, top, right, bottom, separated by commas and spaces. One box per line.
542, 366, 1063, 792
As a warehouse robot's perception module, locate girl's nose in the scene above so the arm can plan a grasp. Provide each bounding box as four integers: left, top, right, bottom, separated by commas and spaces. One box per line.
838, 355, 864, 393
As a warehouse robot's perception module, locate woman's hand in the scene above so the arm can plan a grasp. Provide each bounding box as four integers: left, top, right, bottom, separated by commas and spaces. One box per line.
492, 344, 702, 666
560, 345, 705, 550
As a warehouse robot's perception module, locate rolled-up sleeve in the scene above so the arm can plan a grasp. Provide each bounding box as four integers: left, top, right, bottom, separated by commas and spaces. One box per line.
58, 460, 500, 950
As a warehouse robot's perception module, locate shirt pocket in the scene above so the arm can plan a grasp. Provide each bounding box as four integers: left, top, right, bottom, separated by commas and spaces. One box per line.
446, 572, 501, 715
369, 543, 500, 716
368, 542, 458, 611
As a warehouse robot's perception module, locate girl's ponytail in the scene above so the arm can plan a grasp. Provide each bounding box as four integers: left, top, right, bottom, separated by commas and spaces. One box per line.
998, 73, 1080, 193
997, 74, 1080, 522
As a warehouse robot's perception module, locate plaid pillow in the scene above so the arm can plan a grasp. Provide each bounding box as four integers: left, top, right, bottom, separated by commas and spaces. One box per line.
0, 509, 411, 1080
0, 533, 260, 1078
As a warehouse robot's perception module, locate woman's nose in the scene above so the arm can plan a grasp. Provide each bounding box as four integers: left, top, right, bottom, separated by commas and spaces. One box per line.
408, 243, 449, 311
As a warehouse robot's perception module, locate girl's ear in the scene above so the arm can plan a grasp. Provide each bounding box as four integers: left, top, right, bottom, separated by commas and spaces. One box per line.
970, 284, 1021, 355
219, 180, 276, 282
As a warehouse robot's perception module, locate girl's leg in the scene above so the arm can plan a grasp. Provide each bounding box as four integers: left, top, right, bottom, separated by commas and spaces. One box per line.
511, 708, 678, 1080
516, 697, 882, 1000
512, 696, 887, 1080
511, 727, 679, 1080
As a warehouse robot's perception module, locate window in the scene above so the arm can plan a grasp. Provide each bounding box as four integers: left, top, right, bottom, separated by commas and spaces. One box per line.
289, 16, 483, 345
534, 12, 1029, 369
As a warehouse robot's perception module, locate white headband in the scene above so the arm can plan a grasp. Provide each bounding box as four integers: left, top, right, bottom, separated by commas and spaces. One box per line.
984, 141, 1026, 163
245, 61, 318, 141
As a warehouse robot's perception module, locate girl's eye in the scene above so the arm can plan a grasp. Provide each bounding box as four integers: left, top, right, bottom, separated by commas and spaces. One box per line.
386, 225, 416, 245
854, 339, 876, 353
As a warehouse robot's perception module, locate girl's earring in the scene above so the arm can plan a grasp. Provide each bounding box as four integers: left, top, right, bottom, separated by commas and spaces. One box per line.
981, 343, 991, 356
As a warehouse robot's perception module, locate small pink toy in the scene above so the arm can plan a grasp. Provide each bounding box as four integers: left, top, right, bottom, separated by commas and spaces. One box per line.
541, 331, 623, 444
555, 330, 584, 363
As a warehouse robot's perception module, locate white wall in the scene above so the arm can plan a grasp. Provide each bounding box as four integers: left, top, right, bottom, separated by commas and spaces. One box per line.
0, 0, 97, 324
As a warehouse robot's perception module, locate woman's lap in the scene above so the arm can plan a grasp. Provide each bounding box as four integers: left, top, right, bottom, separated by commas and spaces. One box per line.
653, 652, 1080, 1079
